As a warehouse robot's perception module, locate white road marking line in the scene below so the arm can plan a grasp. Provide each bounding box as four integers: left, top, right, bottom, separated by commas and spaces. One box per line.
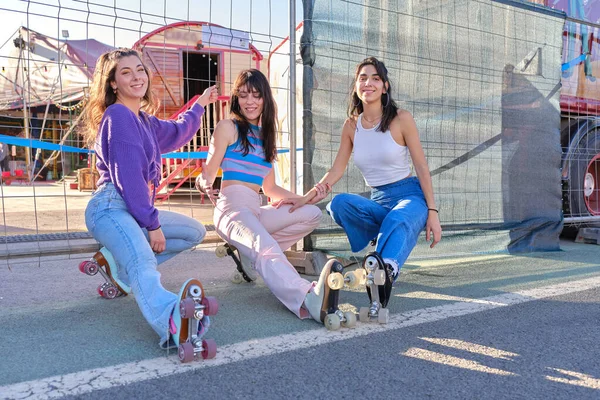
3, 276, 600, 400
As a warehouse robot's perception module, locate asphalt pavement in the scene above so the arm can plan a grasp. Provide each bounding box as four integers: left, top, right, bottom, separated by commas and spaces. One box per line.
1, 239, 599, 399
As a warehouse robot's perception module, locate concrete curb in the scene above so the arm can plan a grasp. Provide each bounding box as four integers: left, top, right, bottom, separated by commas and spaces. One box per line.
0, 230, 223, 260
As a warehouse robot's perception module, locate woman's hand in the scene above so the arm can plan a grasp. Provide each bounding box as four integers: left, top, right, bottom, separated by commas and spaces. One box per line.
148, 227, 166, 253
197, 85, 219, 107
426, 211, 442, 249
308, 182, 330, 204
272, 196, 309, 212
195, 172, 219, 206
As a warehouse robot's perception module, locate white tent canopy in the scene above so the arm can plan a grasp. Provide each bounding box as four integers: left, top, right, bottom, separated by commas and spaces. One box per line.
0, 27, 114, 110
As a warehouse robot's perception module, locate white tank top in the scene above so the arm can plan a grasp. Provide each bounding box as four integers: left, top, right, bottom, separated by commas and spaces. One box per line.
353, 114, 411, 187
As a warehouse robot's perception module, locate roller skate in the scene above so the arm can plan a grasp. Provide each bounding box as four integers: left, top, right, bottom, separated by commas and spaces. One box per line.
215, 243, 257, 283
358, 252, 395, 324
78, 247, 131, 299
170, 278, 219, 363
305, 259, 360, 331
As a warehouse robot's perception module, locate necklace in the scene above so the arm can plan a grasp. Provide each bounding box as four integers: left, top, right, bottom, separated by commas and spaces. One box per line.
363, 114, 383, 128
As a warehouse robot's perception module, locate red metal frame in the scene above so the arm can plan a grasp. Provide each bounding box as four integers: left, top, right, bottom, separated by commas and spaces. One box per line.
155, 159, 203, 203
133, 21, 263, 62
157, 93, 230, 203
157, 95, 204, 202
267, 22, 303, 77
560, 95, 600, 115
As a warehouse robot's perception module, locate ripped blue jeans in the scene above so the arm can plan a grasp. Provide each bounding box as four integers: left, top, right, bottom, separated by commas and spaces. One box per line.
85, 183, 206, 347
326, 177, 428, 274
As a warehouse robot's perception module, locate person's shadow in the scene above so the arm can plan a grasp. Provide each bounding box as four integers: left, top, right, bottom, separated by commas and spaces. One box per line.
501, 64, 563, 252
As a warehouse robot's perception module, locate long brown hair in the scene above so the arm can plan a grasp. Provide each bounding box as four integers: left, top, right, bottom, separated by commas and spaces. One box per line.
348, 57, 399, 132
83, 48, 157, 147
229, 69, 278, 163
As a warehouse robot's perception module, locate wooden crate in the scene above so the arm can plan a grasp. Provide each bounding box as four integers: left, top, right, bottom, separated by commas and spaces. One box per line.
77, 168, 99, 191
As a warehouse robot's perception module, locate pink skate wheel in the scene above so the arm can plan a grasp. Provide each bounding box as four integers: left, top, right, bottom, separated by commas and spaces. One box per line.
79, 261, 99, 275
104, 285, 118, 299
201, 339, 217, 360
201, 296, 219, 316
178, 342, 195, 363
179, 298, 196, 319
97, 284, 105, 298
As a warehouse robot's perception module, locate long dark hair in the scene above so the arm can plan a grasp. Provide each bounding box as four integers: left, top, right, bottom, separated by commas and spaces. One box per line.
229, 69, 278, 163
348, 57, 399, 132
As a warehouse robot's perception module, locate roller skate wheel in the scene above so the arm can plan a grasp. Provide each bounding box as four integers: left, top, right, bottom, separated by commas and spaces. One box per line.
215, 245, 228, 258
374, 270, 386, 286
231, 272, 244, 284
346, 268, 367, 289
343, 271, 359, 289
104, 285, 119, 299
324, 313, 341, 331
359, 307, 370, 322
178, 342, 195, 363
377, 308, 390, 324
180, 298, 196, 319
79, 261, 99, 275
202, 296, 219, 316
201, 338, 217, 360
97, 284, 105, 297
327, 272, 345, 290
354, 268, 367, 285
343, 312, 357, 328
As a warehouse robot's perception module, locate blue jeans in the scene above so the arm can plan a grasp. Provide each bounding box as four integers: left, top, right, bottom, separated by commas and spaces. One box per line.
326, 177, 427, 271
85, 183, 206, 346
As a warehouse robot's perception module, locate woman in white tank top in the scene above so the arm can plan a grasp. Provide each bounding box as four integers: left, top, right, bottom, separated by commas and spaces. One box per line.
277, 57, 442, 312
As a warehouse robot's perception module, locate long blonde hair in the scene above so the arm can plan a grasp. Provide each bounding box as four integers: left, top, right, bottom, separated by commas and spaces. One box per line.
83, 48, 158, 147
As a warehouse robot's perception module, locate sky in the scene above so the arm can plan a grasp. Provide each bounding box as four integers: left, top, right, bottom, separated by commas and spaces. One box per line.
0, 0, 302, 57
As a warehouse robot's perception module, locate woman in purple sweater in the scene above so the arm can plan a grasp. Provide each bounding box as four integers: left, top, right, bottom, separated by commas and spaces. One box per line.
82, 48, 218, 348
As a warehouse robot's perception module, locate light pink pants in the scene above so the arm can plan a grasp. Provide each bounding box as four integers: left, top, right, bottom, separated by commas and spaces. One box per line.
214, 185, 322, 318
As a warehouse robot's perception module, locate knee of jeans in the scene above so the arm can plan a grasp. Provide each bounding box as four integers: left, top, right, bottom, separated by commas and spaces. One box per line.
329, 193, 350, 209
326, 195, 343, 217
191, 221, 207, 245
327, 194, 352, 220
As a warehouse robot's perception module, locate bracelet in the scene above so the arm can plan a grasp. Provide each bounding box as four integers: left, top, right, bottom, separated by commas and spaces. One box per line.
428, 208, 439, 213
148, 225, 161, 232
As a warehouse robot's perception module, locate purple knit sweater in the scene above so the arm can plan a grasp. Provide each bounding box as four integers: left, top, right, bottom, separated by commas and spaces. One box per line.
94, 103, 204, 230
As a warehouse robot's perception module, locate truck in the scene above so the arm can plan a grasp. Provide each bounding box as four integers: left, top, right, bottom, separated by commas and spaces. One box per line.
535, 0, 600, 223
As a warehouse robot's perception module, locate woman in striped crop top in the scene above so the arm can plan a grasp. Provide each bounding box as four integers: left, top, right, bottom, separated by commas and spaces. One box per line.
82, 48, 219, 349
196, 69, 339, 324
279, 57, 442, 310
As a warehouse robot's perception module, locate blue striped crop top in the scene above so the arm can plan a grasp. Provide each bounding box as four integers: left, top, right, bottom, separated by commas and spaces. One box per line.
221, 122, 272, 186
